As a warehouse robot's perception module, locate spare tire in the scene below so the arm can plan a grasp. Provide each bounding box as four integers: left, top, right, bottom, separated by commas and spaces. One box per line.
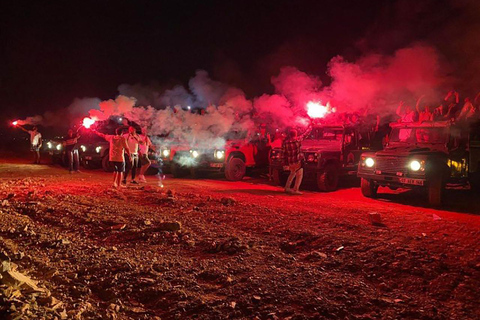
225, 157, 246, 181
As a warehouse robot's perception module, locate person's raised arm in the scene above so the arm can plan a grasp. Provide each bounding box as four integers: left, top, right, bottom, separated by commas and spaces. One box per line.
416, 95, 426, 113
92, 129, 106, 139
17, 125, 28, 133
396, 101, 404, 116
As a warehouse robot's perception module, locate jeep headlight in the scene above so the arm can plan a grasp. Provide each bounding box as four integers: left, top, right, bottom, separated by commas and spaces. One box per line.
80, 145, 87, 152
306, 153, 317, 162
409, 160, 424, 171
190, 150, 199, 158
95, 146, 102, 153
56, 144, 62, 151
215, 150, 225, 159
365, 157, 375, 168
47, 142, 53, 149
162, 149, 170, 157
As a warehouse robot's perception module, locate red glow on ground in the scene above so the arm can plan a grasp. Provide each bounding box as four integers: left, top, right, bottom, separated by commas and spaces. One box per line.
307, 101, 330, 119
82, 117, 96, 129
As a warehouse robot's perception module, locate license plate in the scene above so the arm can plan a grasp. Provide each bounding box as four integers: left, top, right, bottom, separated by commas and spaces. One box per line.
48, 151, 53, 155
85, 156, 92, 160
400, 178, 424, 186
283, 166, 290, 171
210, 163, 223, 168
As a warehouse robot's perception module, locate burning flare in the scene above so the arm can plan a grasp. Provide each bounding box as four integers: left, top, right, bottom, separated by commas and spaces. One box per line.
307, 101, 330, 119
82, 117, 96, 129
12, 121, 18, 126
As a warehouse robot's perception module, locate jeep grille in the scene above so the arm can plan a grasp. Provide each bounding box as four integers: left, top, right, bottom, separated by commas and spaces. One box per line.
375, 156, 408, 174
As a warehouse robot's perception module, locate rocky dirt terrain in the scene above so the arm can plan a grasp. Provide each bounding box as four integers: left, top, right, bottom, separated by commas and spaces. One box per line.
0, 160, 479, 319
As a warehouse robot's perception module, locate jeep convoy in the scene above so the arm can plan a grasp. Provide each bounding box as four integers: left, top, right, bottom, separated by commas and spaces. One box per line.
357, 120, 480, 206
270, 123, 379, 191
171, 130, 270, 181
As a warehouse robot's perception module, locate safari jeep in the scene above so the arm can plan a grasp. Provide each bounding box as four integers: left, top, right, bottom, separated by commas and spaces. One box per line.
270, 124, 376, 191
357, 121, 480, 206
171, 131, 270, 181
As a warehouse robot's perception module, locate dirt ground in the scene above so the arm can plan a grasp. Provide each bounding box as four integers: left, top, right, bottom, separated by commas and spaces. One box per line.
0, 157, 479, 319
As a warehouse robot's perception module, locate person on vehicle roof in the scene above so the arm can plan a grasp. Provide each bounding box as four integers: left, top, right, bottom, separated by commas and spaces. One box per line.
17, 125, 42, 164
93, 127, 131, 189
416, 95, 433, 123
396, 101, 418, 123
63, 128, 81, 173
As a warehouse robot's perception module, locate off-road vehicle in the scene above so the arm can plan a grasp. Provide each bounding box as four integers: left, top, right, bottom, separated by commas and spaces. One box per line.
357, 120, 480, 206
171, 131, 270, 181
270, 123, 377, 191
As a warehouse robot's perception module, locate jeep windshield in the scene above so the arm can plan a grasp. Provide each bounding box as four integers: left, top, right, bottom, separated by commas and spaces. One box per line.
303, 127, 343, 149
389, 126, 448, 145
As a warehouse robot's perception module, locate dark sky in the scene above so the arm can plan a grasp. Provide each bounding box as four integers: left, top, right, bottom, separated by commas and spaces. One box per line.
1, 0, 477, 124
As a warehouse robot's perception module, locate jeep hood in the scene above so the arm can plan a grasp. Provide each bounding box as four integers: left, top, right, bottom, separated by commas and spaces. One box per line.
300, 139, 342, 152
376, 145, 446, 157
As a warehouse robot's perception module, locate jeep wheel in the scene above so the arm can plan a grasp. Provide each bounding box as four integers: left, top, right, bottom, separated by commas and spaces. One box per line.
272, 168, 287, 186
469, 172, 480, 191
171, 162, 187, 178
101, 155, 114, 172
317, 164, 339, 192
225, 158, 246, 181
361, 178, 378, 198
428, 175, 443, 207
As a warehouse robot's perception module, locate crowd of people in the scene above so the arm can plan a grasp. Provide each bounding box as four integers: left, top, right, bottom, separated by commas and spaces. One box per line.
14, 90, 480, 193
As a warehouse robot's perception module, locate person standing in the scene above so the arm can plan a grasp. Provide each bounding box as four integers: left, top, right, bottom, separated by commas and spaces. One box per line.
137, 127, 156, 183
63, 129, 81, 173
282, 129, 305, 195
93, 127, 131, 188
123, 126, 140, 185
17, 125, 42, 164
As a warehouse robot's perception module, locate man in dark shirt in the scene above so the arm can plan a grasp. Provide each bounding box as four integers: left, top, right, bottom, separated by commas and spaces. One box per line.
64, 129, 81, 173
282, 129, 304, 195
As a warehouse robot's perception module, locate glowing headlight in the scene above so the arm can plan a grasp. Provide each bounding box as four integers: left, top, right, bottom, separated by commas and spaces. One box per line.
365, 157, 375, 168
162, 149, 170, 157
95, 146, 102, 153
191, 150, 199, 158
80, 145, 87, 152
47, 142, 53, 149
410, 160, 422, 171
215, 150, 225, 159
56, 144, 62, 151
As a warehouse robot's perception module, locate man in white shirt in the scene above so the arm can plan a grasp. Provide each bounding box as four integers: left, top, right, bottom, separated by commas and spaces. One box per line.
18, 125, 42, 164
94, 127, 131, 188
122, 126, 140, 185
138, 127, 157, 183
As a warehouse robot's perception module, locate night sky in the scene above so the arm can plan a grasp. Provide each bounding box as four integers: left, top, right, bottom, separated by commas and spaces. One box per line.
1, 0, 478, 125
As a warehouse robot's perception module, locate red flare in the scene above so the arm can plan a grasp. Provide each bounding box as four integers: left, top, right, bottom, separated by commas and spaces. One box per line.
82, 117, 96, 129
307, 101, 329, 119
12, 121, 18, 126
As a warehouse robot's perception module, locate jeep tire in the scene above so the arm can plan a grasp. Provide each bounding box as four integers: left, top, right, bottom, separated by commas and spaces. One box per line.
102, 155, 114, 172
428, 175, 443, 207
317, 164, 339, 192
225, 157, 246, 181
361, 178, 378, 198
171, 162, 187, 178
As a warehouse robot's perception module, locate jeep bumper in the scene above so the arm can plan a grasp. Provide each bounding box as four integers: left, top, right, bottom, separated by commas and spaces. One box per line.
358, 172, 426, 187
